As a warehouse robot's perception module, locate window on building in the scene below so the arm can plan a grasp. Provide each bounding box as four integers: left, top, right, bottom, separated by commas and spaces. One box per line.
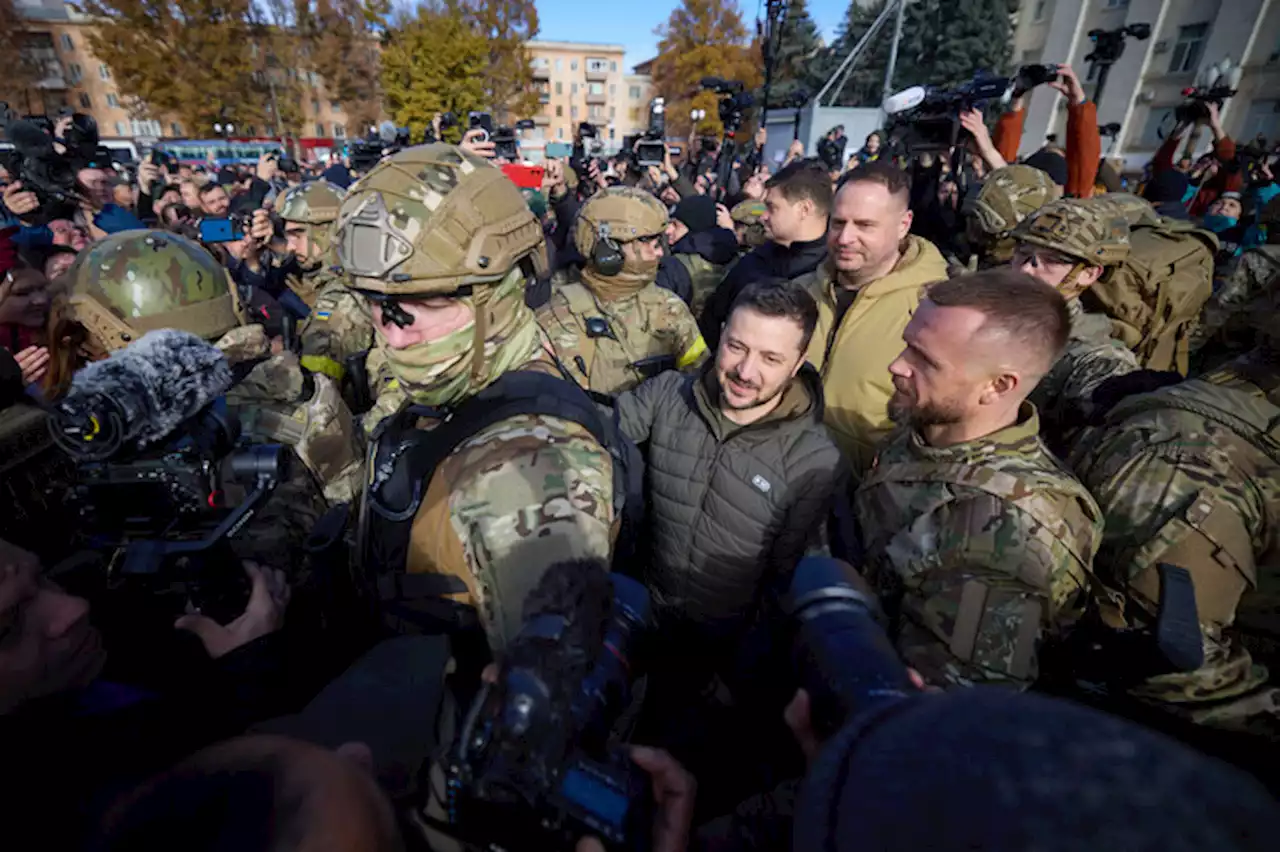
556, 105, 563, 117
588, 83, 604, 95
586, 57, 609, 73
98, 64, 110, 80
610, 61, 617, 72
610, 107, 616, 119
571, 83, 578, 95
556, 82, 562, 94
1139, 107, 1176, 149
68, 63, 82, 84
78, 93, 90, 109
1169, 23, 1210, 74
610, 127, 616, 140
1032, 0, 1048, 22
1241, 99, 1280, 143
334, 124, 346, 139
609, 84, 616, 96
60, 34, 73, 52
332, 101, 341, 111
571, 60, 578, 71
312, 99, 320, 113
555, 58, 563, 72
629, 85, 641, 99
171, 122, 182, 136
106, 94, 119, 108
589, 105, 602, 118
316, 122, 325, 137
557, 127, 564, 139
115, 121, 125, 136
571, 105, 579, 119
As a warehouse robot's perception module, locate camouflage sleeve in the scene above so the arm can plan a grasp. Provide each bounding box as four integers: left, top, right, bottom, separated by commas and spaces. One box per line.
299, 283, 374, 382
656, 290, 708, 370
1191, 251, 1278, 353
1036, 338, 1140, 420
446, 415, 615, 650
893, 492, 1098, 689
535, 296, 589, 383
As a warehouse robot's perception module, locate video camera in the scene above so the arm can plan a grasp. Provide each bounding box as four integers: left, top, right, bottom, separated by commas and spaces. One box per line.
0, 103, 108, 222
423, 111, 459, 144
632, 97, 666, 168
491, 118, 537, 162
1174, 60, 1242, 127
435, 563, 654, 851
701, 77, 755, 135
883, 72, 1014, 154
350, 121, 412, 173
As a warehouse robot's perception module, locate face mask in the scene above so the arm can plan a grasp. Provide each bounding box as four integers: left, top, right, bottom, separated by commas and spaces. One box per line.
1202, 214, 1238, 233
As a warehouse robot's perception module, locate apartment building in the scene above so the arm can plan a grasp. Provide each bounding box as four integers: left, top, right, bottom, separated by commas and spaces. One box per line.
1011, 0, 1280, 166
9, 0, 353, 148
525, 40, 654, 155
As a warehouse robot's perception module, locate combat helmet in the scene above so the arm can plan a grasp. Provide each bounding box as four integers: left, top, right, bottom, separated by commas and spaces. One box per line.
333, 144, 548, 407
59, 229, 241, 356
1012, 198, 1131, 268
574, 186, 668, 280
277, 180, 345, 268
970, 165, 1063, 238
731, 199, 768, 249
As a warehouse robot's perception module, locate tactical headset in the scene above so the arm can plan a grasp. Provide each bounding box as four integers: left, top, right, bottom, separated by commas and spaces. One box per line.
592, 222, 625, 276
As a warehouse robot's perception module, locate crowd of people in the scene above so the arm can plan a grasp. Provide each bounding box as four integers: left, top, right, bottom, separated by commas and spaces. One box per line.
2, 57, 1280, 851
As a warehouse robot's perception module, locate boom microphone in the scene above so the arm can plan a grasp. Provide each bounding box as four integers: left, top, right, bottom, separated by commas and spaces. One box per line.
49, 329, 233, 460
883, 86, 927, 115
378, 120, 398, 145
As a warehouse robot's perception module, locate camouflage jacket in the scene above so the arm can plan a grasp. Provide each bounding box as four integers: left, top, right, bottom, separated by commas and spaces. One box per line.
1032, 297, 1139, 454
676, 252, 731, 320
372, 356, 616, 649
536, 276, 707, 396
298, 269, 375, 386
854, 404, 1102, 689
1067, 352, 1280, 723
1191, 246, 1280, 369
284, 259, 337, 309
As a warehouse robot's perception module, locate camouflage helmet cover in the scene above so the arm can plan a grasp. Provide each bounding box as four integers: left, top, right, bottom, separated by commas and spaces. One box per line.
277, 180, 345, 225
730, 199, 768, 248
333, 144, 547, 296
65, 229, 240, 351
1013, 198, 1131, 267
970, 165, 1063, 236
574, 186, 668, 257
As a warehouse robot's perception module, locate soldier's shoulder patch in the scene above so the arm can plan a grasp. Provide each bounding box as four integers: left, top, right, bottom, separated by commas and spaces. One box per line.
315, 310, 331, 321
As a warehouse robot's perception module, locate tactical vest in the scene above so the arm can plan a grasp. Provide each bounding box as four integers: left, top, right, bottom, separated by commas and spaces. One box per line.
859, 457, 1101, 681
676, 253, 728, 319
551, 282, 680, 394
358, 370, 644, 629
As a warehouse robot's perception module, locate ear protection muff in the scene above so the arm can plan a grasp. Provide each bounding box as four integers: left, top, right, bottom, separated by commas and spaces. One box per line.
592, 222, 624, 276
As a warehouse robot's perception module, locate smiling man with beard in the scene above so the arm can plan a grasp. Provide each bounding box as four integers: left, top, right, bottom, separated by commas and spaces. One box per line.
854, 270, 1102, 690
796, 162, 949, 473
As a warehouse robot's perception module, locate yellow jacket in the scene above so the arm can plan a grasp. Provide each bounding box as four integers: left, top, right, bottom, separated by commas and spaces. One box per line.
799, 235, 949, 472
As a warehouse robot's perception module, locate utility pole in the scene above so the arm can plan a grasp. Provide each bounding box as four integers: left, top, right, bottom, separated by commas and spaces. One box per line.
882, 0, 907, 105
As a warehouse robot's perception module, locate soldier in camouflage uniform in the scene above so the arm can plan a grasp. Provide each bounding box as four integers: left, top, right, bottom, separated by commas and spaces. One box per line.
333, 144, 615, 649
966, 164, 1062, 268
48, 230, 360, 567
1067, 259, 1280, 734
1010, 199, 1140, 454
730, 199, 768, 253
1191, 195, 1280, 370
854, 271, 1102, 689
276, 180, 346, 308
537, 186, 707, 396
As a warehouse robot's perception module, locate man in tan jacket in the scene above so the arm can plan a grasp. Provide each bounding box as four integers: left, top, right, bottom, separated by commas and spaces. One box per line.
796, 162, 949, 472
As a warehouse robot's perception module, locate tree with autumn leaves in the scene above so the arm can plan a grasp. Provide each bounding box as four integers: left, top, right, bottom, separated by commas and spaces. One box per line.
651, 0, 761, 139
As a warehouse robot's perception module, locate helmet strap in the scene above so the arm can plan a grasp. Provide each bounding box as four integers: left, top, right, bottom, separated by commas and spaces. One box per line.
1058, 262, 1090, 301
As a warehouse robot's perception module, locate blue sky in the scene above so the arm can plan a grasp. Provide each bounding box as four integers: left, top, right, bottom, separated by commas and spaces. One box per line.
533, 0, 852, 73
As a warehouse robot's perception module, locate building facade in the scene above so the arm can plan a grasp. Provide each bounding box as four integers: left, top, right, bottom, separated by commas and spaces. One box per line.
523, 40, 654, 157
10, 0, 354, 155
1012, 0, 1280, 167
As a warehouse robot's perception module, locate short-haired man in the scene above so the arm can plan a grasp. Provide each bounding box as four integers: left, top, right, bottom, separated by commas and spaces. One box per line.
854, 269, 1102, 690
700, 159, 832, 347
796, 161, 949, 471
615, 279, 843, 674
199, 182, 231, 217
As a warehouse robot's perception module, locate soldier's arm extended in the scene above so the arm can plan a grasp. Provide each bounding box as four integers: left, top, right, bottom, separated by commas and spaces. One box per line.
447, 416, 615, 650
897, 493, 1096, 689
299, 283, 374, 383
660, 291, 708, 370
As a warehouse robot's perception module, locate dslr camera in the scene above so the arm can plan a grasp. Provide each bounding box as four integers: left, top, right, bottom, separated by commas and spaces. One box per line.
702, 77, 755, 135
490, 118, 537, 161
435, 566, 654, 851
0, 104, 105, 222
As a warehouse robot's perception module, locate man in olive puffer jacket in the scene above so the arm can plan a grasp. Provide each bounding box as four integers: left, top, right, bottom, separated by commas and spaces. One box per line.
615, 279, 844, 675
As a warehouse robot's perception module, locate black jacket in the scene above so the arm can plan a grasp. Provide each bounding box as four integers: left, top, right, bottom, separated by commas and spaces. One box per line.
699, 235, 828, 347
657, 228, 740, 305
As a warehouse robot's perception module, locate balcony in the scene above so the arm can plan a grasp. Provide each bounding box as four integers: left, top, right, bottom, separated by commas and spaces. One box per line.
540, 93, 551, 104
585, 67, 608, 82
534, 113, 551, 126
585, 91, 607, 105
533, 64, 550, 80
34, 61, 68, 90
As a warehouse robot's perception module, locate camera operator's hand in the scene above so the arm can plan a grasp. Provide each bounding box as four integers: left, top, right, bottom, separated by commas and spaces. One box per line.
1206, 102, 1225, 140
51, 114, 73, 155
544, 158, 567, 198
575, 746, 696, 852
460, 128, 497, 160
14, 345, 50, 386
959, 109, 1007, 170
175, 561, 290, 659
755, 126, 767, 149
785, 138, 804, 164
587, 157, 607, 190
715, 202, 733, 231
1048, 64, 1086, 105
137, 162, 161, 196
257, 152, 279, 182
3, 181, 40, 223
646, 165, 667, 189
662, 146, 679, 182
235, 209, 273, 273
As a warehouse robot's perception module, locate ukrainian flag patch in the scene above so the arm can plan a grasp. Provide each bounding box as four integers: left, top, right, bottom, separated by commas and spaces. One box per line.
315, 310, 331, 320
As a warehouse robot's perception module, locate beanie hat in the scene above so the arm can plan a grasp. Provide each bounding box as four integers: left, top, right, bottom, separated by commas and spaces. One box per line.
1143, 169, 1190, 204
795, 690, 1278, 852
1023, 150, 1069, 187
672, 195, 718, 233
